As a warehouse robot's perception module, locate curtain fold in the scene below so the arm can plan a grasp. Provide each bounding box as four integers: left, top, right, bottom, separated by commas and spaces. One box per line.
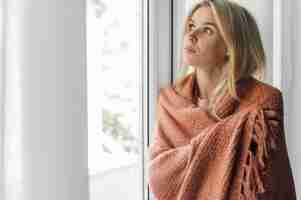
0, 0, 89, 200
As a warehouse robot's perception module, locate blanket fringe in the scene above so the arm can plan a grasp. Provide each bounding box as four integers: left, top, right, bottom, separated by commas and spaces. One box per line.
239, 109, 278, 199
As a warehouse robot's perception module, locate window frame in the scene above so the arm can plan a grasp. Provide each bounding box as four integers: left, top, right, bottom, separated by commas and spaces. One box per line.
145, 0, 174, 199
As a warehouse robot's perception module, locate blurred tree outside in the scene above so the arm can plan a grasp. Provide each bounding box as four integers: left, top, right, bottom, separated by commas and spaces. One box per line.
89, 0, 140, 158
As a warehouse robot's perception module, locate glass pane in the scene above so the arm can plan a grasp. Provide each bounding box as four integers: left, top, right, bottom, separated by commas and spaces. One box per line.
173, 0, 199, 81
86, 0, 142, 199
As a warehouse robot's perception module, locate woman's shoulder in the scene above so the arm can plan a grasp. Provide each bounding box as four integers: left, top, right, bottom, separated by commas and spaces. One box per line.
157, 74, 195, 107
156, 84, 185, 109
156, 75, 283, 112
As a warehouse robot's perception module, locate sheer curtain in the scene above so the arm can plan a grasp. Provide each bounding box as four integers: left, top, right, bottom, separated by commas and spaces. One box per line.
0, 1, 89, 200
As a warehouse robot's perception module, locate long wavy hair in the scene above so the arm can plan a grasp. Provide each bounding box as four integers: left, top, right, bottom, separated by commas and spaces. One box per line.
174, 0, 266, 120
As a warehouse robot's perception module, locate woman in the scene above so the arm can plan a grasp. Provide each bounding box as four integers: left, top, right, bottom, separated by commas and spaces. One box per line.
148, 0, 297, 200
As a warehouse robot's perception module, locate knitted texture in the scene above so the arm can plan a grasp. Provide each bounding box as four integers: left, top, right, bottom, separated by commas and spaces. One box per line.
148, 72, 297, 200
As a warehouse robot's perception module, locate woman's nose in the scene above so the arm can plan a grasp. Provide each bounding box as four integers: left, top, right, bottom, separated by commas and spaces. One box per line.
188, 32, 197, 43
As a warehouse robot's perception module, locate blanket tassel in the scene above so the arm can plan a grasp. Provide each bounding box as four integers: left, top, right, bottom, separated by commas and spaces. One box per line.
239, 109, 277, 200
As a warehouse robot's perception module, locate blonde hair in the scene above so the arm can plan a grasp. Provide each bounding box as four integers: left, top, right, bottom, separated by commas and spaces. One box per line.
175, 0, 266, 120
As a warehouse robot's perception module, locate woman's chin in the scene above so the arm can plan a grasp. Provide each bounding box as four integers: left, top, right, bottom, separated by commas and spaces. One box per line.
183, 54, 199, 65
182, 59, 198, 67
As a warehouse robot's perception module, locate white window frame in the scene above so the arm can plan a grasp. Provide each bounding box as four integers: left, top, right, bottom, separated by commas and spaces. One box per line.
146, 0, 173, 148
0, 0, 4, 198
273, 0, 293, 148
145, 0, 173, 199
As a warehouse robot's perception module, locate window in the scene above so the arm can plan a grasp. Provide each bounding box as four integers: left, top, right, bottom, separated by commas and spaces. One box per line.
86, 0, 146, 199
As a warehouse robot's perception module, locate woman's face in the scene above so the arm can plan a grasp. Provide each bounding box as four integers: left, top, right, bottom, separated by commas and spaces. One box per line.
182, 6, 228, 70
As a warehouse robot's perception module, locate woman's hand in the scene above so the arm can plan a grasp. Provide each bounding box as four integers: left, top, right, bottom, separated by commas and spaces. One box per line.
197, 97, 209, 109
263, 109, 281, 127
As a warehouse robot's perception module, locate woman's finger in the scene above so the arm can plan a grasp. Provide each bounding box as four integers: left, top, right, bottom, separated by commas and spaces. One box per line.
268, 119, 280, 127
263, 109, 281, 120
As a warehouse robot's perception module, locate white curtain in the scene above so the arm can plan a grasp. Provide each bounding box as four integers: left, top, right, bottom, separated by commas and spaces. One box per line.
0, 1, 89, 200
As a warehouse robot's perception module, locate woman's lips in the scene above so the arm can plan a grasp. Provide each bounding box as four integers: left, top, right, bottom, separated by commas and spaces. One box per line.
184, 48, 196, 54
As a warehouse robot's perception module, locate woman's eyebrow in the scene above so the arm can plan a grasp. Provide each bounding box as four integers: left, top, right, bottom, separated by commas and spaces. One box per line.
190, 19, 217, 29
202, 22, 217, 28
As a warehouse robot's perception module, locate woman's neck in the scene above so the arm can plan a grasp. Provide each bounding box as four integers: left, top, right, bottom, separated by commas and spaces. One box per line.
194, 66, 223, 99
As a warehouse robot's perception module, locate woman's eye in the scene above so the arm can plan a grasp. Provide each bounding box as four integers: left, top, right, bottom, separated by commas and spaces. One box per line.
188, 23, 195, 31
203, 27, 213, 35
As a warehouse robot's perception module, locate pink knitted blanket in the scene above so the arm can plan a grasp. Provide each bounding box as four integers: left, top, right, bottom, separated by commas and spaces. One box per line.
148, 72, 296, 200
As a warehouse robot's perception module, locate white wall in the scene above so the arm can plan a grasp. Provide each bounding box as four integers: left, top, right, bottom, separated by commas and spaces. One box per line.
287, 0, 301, 197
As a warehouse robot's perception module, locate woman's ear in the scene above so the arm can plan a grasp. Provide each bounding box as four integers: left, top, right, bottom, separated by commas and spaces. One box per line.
225, 49, 230, 60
